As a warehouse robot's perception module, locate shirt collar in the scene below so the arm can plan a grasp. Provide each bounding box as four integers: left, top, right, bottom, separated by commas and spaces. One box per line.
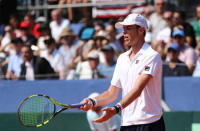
124, 42, 149, 57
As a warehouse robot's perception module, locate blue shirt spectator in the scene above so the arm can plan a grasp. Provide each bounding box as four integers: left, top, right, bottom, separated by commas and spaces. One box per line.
98, 44, 117, 78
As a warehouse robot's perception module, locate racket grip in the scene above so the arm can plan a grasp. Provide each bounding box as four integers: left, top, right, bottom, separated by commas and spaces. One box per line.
71, 103, 84, 108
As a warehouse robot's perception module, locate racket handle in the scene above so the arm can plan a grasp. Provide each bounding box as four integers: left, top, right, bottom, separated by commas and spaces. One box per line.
71, 103, 84, 108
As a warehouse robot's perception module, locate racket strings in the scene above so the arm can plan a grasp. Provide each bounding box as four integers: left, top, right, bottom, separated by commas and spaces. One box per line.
19, 96, 55, 126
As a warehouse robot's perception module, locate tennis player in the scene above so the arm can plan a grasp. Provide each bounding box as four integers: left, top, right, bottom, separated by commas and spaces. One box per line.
80, 13, 165, 131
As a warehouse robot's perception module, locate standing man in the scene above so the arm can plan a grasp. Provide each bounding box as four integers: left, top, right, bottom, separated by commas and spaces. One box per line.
149, 0, 166, 43
80, 13, 165, 131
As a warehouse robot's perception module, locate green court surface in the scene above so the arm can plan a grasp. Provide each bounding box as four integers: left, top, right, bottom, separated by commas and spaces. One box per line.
0, 112, 200, 131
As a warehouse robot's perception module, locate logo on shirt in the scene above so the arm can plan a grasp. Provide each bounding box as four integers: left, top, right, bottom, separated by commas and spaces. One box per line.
145, 66, 150, 71
135, 60, 139, 64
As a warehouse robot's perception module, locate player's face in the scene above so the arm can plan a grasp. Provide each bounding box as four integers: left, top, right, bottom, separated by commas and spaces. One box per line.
123, 25, 140, 46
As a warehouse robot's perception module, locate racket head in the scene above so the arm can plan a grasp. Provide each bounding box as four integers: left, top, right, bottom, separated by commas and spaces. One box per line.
17, 94, 56, 128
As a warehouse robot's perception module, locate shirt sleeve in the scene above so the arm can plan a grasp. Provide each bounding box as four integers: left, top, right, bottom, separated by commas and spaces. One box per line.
185, 48, 198, 65
142, 53, 162, 76
111, 56, 122, 88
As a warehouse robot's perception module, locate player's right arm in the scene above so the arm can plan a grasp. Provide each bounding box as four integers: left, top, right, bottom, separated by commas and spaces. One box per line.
80, 85, 120, 111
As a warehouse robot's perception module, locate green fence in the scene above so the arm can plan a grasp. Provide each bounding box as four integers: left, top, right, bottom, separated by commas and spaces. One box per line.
0, 112, 200, 131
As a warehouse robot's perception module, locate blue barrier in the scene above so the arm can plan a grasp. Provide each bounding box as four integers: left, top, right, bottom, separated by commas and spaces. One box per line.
0, 77, 200, 112
0, 79, 121, 113
163, 77, 200, 111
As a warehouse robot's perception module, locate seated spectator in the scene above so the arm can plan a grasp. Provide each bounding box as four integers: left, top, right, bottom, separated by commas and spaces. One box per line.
36, 23, 51, 57
19, 45, 57, 80
86, 92, 121, 131
153, 11, 173, 60
78, 14, 94, 41
74, 50, 104, 79
163, 43, 190, 76
172, 11, 196, 48
149, 0, 166, 42
192, 4, 200, 45
171, 29, 198, 74
19, 21, 37, 45
9, 14, 21, 38
58, 27, 80, 77
0, 25, 15, 55
192, 52, 200, 77
50, 9, 70, 41
94, 20, 105, 37
6, 38, 24, 80
43, 36, 65, 79
23, 13, 41, 38
98, 44, 116, 79
105, 23, 124, 54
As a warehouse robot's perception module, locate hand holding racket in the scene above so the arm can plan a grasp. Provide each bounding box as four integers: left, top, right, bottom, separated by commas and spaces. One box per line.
17, 94, 84, 128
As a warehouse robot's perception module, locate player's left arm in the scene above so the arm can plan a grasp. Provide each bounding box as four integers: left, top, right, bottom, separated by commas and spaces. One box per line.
93, 74, 152, 123
117, 74, 152, 109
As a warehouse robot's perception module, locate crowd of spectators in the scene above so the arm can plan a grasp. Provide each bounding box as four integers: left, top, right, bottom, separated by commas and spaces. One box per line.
0, 0, 200, 80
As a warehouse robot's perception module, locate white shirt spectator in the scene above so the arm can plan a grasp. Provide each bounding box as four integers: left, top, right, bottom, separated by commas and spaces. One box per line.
149, 13, 166, 42
41, 49, 65, 73
25, 61, 35, 80
75, 61, 93, 79
50, 18, 70, 41
156, 27, 171, 44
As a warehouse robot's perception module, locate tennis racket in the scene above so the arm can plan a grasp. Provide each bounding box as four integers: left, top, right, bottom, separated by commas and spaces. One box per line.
17, 94, 84, 128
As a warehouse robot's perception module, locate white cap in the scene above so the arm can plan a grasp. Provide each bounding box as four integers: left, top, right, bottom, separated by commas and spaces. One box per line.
115, 13, 148, 30
87, 50, 99, 59
88, 92, 99, 98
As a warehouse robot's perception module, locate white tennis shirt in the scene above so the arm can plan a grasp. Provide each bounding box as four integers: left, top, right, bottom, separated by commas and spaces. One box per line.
111, 43, 163, 126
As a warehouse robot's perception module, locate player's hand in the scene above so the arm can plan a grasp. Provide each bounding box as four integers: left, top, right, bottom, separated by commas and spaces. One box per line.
78, 98, 93, 111
93, 107, 117, 123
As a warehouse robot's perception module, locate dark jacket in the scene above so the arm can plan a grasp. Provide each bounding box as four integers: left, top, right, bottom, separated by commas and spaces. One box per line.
19, 56, 58, 80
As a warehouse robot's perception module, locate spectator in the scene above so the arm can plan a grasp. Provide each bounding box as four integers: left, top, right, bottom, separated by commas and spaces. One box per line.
163, 43, 190, 76
50, 9, 70, 41
153, 11, 173, 60
9, 14, 21, 38
192, 4, 200, 45
171, 29, 198, 74
0, 25, 15, 55
58, 27, 80, 78
149, 0, 166, 42
19, 45, 57, 80
98, 44, 116, 79
43, 36, 65, 80
23, 13, 41, 38
93, 30, 109, 63
87, 92, 121, 131
5, 38, 24, 80
105, 23, 124, 54
172, 11, 196, 48
192, 52, 200, 77
78, 14, 94, 41
94, 20, 105, 37
19, 21, 37, 46
74, 50, 104, 79
36, 23, 51, 57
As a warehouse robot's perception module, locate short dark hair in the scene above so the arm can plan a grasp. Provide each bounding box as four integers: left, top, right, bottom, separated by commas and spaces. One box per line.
136, 25, 146, 36
11, 38, 23, 44
22, 45, 33, 53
